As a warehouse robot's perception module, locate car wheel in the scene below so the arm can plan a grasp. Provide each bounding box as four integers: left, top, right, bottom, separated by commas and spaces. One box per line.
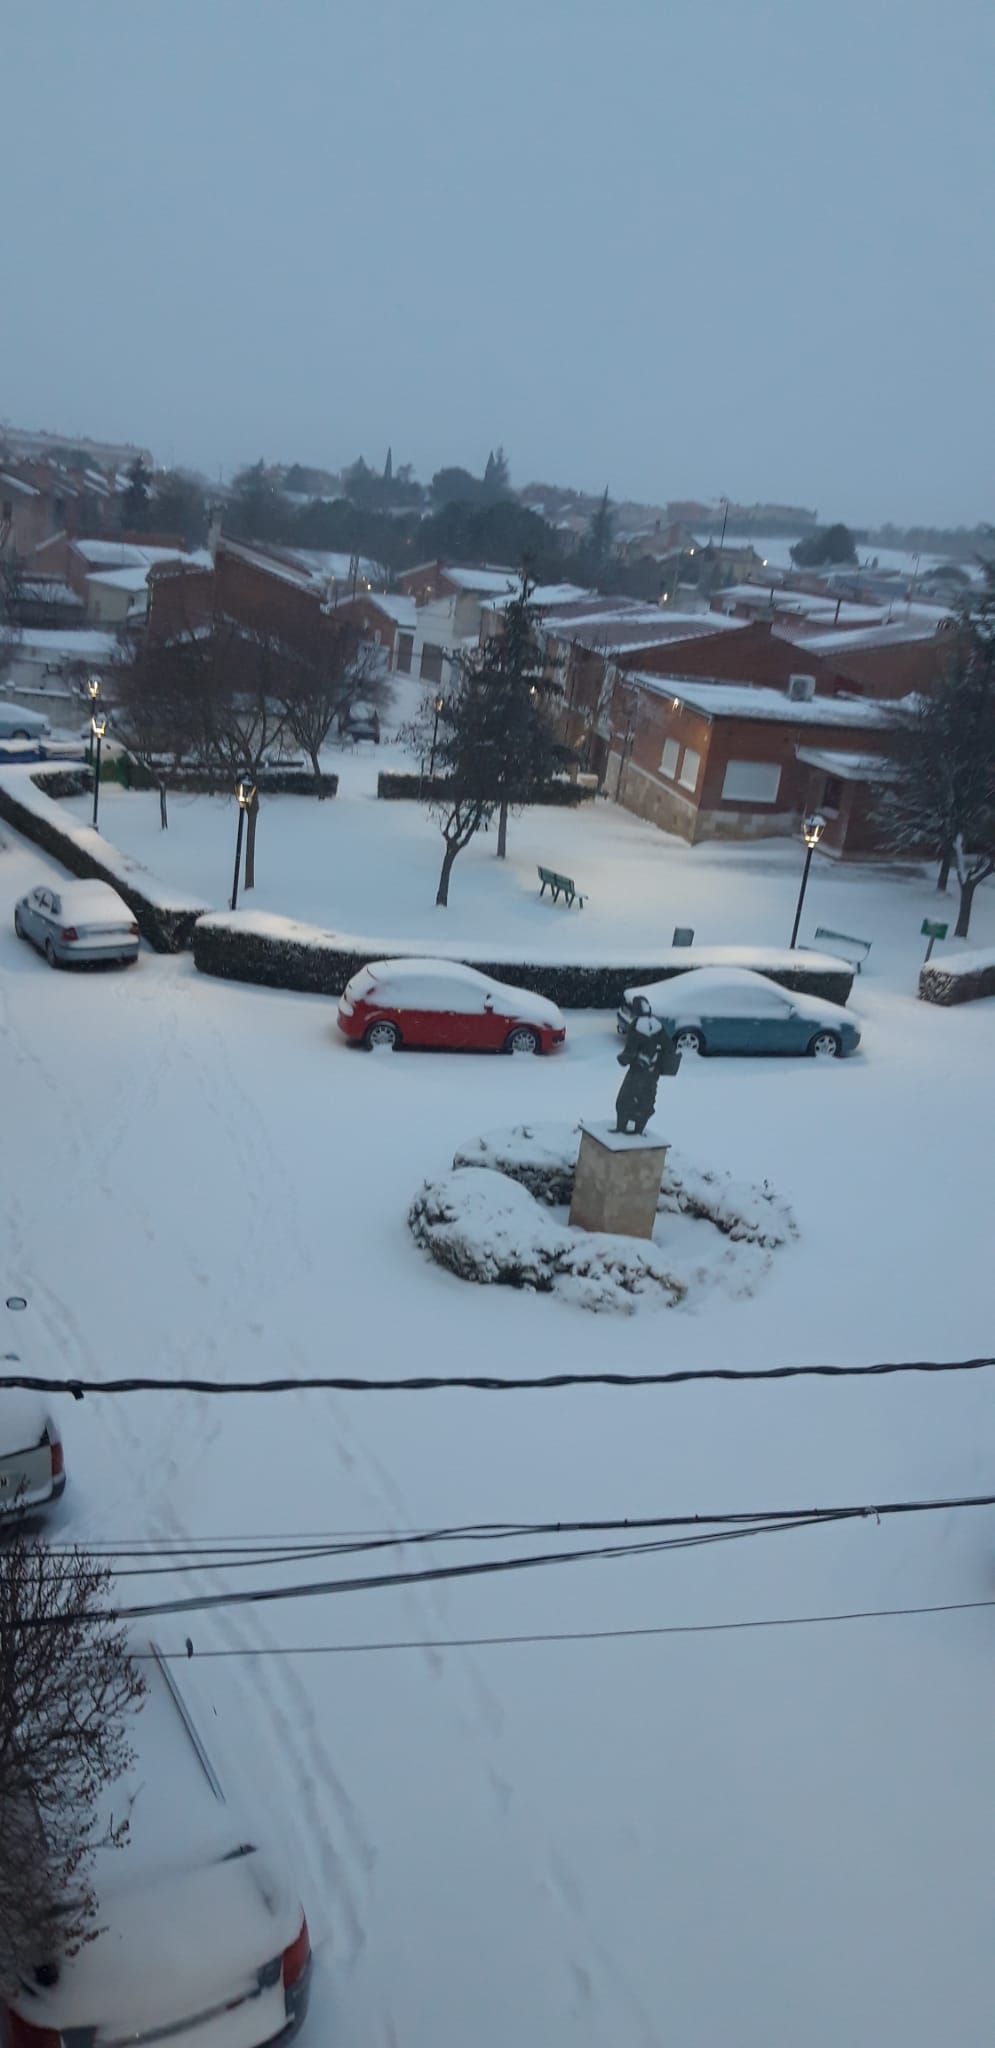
616, 1018, 627, 1037
810, 1030, 841, 1059
674, 1027, 704, 1056
12, 730, 30, 741
44, 939, 60, 970
506, 1026, 541, 1055
364, 1019, 400, 1051
13, 909, 25, 939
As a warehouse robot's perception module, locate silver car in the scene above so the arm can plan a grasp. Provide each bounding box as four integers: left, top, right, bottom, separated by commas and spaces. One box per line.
14, 879, 140, 967
0, 1388, 66, 1516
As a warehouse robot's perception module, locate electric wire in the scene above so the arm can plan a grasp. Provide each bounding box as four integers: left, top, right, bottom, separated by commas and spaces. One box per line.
2, 1355, 995, 1396
132, 1595, 995, 1659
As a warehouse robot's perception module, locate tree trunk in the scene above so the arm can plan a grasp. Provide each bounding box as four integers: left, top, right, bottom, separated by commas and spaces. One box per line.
936, 846, 951, 892
244, 792, 259, 891
309, 749, 324, 797
158, 779, 168, 830
436, 840, 459, 906
954, 875, 978, 939
496, 798, 508, 859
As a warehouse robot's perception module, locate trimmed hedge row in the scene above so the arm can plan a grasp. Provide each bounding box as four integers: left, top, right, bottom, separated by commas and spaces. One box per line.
192, 916, 855, 1009
376, 771, 592, 805
919, 953, 995, 1006
124, 759, 339, 798
0, 771, 204, 953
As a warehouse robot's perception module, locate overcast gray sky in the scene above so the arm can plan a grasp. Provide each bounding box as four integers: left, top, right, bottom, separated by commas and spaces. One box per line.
4, 0, 992, 526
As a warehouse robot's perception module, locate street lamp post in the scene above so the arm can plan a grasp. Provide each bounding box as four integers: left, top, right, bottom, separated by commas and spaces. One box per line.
230, 775, 256, 912
429, 693, 445, 780
86, 675, 101, 765
90, 712, 107, 830
789, 812, 826, 949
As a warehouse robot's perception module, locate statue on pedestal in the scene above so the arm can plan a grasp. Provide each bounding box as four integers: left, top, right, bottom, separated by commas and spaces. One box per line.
615, 998, 681, 1135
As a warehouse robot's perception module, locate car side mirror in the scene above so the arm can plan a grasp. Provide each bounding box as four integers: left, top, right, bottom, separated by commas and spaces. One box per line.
484, 994, 494, 1009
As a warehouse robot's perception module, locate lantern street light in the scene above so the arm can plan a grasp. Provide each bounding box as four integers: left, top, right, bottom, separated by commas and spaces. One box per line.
86, 675, 101, 765
429, 693, 445, 781
230, 774, 256, 912
90, 712, 107, 830
789, 812, 826, 949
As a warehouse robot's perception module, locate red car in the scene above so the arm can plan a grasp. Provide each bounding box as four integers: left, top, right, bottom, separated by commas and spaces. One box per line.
337, 958, 567, 1054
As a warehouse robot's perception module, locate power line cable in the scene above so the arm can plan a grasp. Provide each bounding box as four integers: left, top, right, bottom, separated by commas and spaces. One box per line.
23, 1494, 992, 1627
2, 1355, 994, 1397
134, 1596, 995, 1660
39, 1491, 995, 1575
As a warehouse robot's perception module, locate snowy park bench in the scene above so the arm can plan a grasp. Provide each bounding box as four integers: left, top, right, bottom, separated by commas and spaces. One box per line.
801, 925, 871, 972
538, 865, 586, 909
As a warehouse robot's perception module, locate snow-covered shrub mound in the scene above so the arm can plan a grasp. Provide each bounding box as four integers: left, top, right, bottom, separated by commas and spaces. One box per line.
408, 1168, 686, 1312
452, 1123, 796, 1247
919, 947, 995, 1006
409, 1169, 571, 1290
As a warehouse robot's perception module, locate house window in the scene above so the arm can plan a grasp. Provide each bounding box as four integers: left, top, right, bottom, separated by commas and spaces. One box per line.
721, 759, 782, 804
420, 643, 444, 685
678, 746, 701, 793
822, 775, 843, 813
659, 737, 679, 779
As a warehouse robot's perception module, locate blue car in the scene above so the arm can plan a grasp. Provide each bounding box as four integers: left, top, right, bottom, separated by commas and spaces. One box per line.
621, 966, 861, 1059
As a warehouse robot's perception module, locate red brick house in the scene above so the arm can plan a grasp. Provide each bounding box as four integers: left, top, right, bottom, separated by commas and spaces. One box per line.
146, 536, 415, 672
602, 670, 902, 856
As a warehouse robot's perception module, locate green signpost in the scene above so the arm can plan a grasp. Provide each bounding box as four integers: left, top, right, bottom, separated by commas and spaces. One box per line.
921, 918, 948, 964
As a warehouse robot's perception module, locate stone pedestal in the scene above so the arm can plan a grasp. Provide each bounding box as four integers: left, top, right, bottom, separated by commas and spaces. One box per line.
569, 1121, 668, 1241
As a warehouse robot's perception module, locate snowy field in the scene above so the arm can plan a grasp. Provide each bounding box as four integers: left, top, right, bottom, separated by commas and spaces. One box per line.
60, 749, 995, 983
3, 798, 995, 2046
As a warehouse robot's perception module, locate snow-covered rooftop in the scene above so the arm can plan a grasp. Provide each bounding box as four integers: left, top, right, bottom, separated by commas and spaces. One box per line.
632, 673, 901, 726
795, 618, 953, 655
795, 746, 898, 781
12, 627, 121, 659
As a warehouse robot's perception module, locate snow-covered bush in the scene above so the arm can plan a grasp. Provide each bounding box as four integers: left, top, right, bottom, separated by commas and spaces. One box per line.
919, 947, 995, 1006
408, 1168, 687, 1312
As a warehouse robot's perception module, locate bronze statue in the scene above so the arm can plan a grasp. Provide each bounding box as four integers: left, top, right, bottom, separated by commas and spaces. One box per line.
615, 997, 681, 1135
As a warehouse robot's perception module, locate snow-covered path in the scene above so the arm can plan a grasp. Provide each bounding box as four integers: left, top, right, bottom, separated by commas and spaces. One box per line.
3, 821, 995, 2046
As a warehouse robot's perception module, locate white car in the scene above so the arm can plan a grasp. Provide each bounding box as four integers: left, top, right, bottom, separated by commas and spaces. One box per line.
0, 703, 50, 740
14, 880, 141, 968
620, 966, 862, 1059
2, 1643, 313, 2048
0, 1388, 65, 1516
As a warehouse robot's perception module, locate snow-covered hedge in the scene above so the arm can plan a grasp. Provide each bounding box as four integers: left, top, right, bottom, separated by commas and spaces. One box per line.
191, 914, 854, 1008
0, 764, 207, 953
126, 760, 339, 798
376, 771, 591, 804
919, 947, 995, 1006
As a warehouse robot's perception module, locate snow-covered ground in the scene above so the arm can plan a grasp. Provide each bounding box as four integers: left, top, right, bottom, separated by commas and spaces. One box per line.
3, 797, 995, 2047
59, 751, 995, 982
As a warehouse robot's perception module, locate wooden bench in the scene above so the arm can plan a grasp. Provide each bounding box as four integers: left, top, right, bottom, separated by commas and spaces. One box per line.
538, 865, 586, 909
802, 925, 872, 971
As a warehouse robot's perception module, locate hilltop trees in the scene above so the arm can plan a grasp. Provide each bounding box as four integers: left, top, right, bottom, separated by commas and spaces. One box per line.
790, 523, 857, 568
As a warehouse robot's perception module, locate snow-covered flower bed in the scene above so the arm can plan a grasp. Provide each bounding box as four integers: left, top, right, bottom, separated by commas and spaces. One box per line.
453, 1122, 797, 1247
410, 1122, 797, 1313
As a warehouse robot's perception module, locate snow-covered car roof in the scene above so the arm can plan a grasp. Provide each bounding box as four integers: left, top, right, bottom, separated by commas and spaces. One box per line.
363, 958, 565, 1027
629, 966, 853, 1024
46, 880, 135, 922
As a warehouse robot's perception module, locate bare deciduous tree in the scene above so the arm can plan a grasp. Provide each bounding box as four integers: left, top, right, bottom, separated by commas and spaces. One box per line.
0, 1531, 146, 1997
